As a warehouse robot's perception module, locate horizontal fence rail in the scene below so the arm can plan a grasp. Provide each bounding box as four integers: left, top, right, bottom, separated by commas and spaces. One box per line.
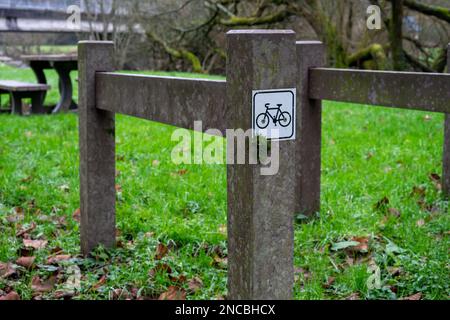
309, 68, 450, 113
96, 72, 227, 134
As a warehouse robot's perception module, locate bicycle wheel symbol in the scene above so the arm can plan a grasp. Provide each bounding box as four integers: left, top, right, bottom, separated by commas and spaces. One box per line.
256, 113, 270, 129
278, 111, 291, 127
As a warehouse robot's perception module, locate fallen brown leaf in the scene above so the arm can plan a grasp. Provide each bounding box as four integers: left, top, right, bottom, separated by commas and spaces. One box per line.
322, 276, 336, 289
0, 291, 20, 300
402, 292, 422, 300
212, 256, 227, 269
47, 255, 71, 265
387, 266, 402, 277
16, 222, 36, 238
54, 216, 68, 227
6, 207, 24, 223
188, 277, 203, 293
411, 186, 426, 198
169, 274, 187, 284
149, 263, 172, 278
16, 256, 36, 269
345, 256, 354, 266
158, 286, 186, 300
294, 267, 312, 283
155, 243, 169, 260
23, 239, 48, 250
92, 275, 107, 291
72, 208, 81, 223
31, 275, 56, 293
20, 176, 33, 183
346, 236, 369, 253
345, 292, 360, 300
111, 288, 132, 300
0, 262, 17, 279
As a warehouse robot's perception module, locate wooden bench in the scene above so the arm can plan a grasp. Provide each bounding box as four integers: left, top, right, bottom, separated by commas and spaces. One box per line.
0, 80, 50, 115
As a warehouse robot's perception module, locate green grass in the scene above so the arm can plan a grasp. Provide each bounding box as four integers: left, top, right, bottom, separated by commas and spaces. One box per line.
0, 63, 448, 300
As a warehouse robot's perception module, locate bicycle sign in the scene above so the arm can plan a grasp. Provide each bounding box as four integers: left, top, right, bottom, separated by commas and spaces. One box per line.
252, 88, 296, 141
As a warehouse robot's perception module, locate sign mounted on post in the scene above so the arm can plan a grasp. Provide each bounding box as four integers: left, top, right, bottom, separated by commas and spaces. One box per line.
252, 88, 296, 141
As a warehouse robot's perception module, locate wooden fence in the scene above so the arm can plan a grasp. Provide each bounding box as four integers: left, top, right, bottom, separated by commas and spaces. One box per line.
78, 30, 450, 300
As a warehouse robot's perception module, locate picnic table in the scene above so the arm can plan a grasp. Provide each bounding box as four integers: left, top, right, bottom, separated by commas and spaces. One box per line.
21, 54, 78, 113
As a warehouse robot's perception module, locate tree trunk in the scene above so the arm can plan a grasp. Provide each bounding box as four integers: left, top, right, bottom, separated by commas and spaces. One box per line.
390, 0, 406, 70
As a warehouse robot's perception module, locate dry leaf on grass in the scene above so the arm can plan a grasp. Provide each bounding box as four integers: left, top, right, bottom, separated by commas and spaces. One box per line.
0, 291, 20, 300
429, 173, 442, 191
16, 256, 36, 269
294, 267, 312, 282
16, 222, 36, 238
345, 292, 360, 300
322, 276, 336, 289
0, 262, 17, 279
347, 236, 369, 253
72, 208, 80, 223
31, 275, 57, 293
212, 256, 227, 269
411, 186, 426, 198
188, 277, 203, 293
47, 255, 72, 264
158, 286, 186, 300
387, 267, 402, 277
6, 207, 25, 223
92, 275, 107, 291
169, 274, 187, 284
155, 243, 169, 260
402, 292, 422, 300
23, 239, 48, 250
149, 263, 172, 278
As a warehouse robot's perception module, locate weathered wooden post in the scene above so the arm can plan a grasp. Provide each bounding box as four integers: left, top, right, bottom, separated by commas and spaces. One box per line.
443, 43, 450, 197
226, 30, 296, 299
78, 41, 116, 255
295, 41, 326, 216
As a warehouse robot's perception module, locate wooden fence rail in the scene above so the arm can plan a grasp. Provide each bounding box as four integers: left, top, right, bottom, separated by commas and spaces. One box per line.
78, 32, 450, 300
96, 72, 227, 133
309, 68, 450, 112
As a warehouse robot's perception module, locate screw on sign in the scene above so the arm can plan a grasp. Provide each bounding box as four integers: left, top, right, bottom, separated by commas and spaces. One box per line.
252, 88, 296, 141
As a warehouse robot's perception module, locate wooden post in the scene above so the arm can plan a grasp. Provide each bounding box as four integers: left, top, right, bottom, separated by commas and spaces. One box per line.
226, 30, 296, 299
78, 41, 116, 255
296, 41, 326, 216
443, 43, 450, 197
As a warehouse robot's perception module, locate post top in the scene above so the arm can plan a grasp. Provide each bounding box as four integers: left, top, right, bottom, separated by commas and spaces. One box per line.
227, 29, 295, 35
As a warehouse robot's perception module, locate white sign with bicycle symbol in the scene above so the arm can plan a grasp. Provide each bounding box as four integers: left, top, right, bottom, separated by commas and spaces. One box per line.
252, 88, 296, 141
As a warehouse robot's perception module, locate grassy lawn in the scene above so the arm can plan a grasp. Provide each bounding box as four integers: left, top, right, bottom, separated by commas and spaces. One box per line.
0, 63, 448, 300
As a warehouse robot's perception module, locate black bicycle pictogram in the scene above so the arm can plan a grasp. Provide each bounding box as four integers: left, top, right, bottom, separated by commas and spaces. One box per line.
256, 103, 292, 129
